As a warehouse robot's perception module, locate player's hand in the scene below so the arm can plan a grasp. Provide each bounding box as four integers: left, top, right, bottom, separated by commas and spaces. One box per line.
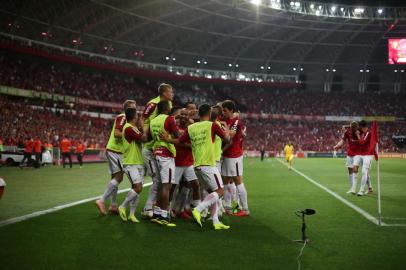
159, 131, 170, 142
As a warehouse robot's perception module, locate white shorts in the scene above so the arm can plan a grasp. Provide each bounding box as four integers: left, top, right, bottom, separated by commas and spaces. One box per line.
345, 156, 354, 168
142, 148, 158, 177
124, 165, 144, 185
156, 155, 175, 184
216, 160, 222, 174
106, 150, 123, 175
221, 156, 243, 177
175, 166, 197, 185
195, 166, 223, 192
354, 155, 373, 170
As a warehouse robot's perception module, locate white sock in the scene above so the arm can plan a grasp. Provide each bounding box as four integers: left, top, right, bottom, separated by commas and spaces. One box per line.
196, 192, 219, 213
153, 205, 161, 216
223, 184, 232, 208
111, 185, 119, 206
120, 189, 138, 208
236, 183, 249, 211
351, 173, 357, 191
160, 209, 168, 218
230, 182, 237, 202
144, 181, 159, 210
129, 195, 140, 216
367, 175, 372, 188
101, 179, 119, 202
359, 168, 369, 192
210, 200, 220, 225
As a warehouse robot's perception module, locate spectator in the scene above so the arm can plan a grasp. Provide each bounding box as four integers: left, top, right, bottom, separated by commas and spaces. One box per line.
33, 136, 42, 167
20, 137, 34, 168
60, 135, 72, 168
75, 140, 86, 168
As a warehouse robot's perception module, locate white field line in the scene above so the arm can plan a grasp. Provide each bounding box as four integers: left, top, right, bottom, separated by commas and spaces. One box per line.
0, 182, 152, 228
275, 159, 387, 226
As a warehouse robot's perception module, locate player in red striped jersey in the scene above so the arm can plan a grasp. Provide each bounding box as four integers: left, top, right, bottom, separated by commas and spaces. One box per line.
221, 100, 249, 216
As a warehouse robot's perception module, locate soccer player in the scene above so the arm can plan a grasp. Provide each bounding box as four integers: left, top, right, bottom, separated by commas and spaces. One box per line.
60, 135, 72, 168
333, 121, 359, 194
75, 140, 85, 168
284, 141, 294, 170
353, 120, 374, 196
140, 83, 174, 218
95, 100, 136, 215
149, 100, 180, 226
118, 106, 145, 223
33, 136, 42, 167
172, 108, 201, 218
221, 100, 250, 217
20, 137, 34, 168
161, 104, 231, 230
210, 105, 224, 173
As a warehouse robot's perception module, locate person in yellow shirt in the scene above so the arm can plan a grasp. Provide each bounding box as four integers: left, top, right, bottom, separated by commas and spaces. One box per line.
284, 142, 294, 170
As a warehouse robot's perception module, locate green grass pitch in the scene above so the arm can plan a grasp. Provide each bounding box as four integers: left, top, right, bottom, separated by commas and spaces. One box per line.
0, 158, 405, 270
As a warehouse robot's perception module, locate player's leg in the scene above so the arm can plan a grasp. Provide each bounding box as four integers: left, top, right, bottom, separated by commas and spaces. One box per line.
152, 156, 176, 226
358, 156, 372, 196
67, 153, 72, 168
346, 156, 356, 194
288, 155, 294, 169
61, 153, 66, 168
142, 148, 160, 218
184, 165, 201, 208
192, 166, 230, 230
232, 157, 249, 216
221, 158, 234, 213
96, 151, 122, 215
119, 166, 144, 223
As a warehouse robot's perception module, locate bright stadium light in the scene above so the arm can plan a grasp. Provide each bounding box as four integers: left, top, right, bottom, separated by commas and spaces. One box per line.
165, 56, 170, 60
294, 2, 300, 8
401, 70, 405, 73
354, 8, 364, 14
290, 2, 294, 6
293, 67, 297, 71
267, 66, 271, 70
340, 7, 344, 12
260, 66, 264, 70
318, 5, 322, 10
332, 69, 336, 72
300, 67, 303, 71
315, 10, 321, 15
228, 63, 232, 67
250, 0, 261, 5
331, 6, 336, 12
172, 57, 176, 61
394, 69, 398, 72
235, 64, 239, 68
203, 61, 207, 64
366, 69, 370, 73
377, 8, 383, 14
197, 60, 201, 64
326, 68, 329, 72
360, 69, 363, 72
310, 4, 314, 9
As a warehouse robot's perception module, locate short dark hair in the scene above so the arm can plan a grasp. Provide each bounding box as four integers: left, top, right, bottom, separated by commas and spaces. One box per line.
125, 107, 137, 121
185, 101, 197, 108
157, 100, 171, 114
198, 104, 211, 117
359, 120, 367, 128
158, 83, 172, 95
222, 100, 236, 112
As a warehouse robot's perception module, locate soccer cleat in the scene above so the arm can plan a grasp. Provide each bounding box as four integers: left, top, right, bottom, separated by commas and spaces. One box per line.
128, 215, 139, 223
179, 211, 191, 220
184, 209, 192, 216
95, 199, 107, 215
108, 205, 119, 215
346, 189, 356, 195
159, 218, 177, 227
357, 191, 365, 196
368, 187, 373, 194
192, 208, 203, 227
118, 206, 127, 221
214, 222, 231, 230
233, 210, 250, 217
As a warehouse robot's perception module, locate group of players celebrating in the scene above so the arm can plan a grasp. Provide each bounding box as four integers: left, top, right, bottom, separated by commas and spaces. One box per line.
334, 120, 375, 196
94, 83, 249, 230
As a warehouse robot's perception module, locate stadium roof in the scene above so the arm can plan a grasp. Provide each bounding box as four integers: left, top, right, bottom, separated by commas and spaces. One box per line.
1, 0, 405, 90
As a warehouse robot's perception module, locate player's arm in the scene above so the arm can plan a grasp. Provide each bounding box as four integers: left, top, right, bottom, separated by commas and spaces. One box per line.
140, 102, 156, 133
333, 139, 344, 150
114, 115, 126, 138
160, 129, 188, 146
166, 116, 181, 139
125, 126, 143, 143
213, 121, 230, 144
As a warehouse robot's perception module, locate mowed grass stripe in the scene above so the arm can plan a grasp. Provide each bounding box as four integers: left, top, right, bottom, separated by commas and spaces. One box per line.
274, 158, 385, 226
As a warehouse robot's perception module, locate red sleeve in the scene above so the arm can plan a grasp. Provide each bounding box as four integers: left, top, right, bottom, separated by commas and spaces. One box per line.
342, 131, 348, 140
115, 115, 126, 132
142, 103, 156, 118
179, 129, 190, 143
212, 122, 226, 141
359, 132, 370, 145
164, 116, 179, 135
124, 126, 143, 143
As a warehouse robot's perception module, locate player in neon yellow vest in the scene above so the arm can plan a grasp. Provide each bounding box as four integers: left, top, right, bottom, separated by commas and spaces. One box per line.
140, 83, 174, 219
149, 101, 180, 227
161, 104, 232, 230
210, 105, 224, 172
96, 100, 136, 216
117, 106, 145, 223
